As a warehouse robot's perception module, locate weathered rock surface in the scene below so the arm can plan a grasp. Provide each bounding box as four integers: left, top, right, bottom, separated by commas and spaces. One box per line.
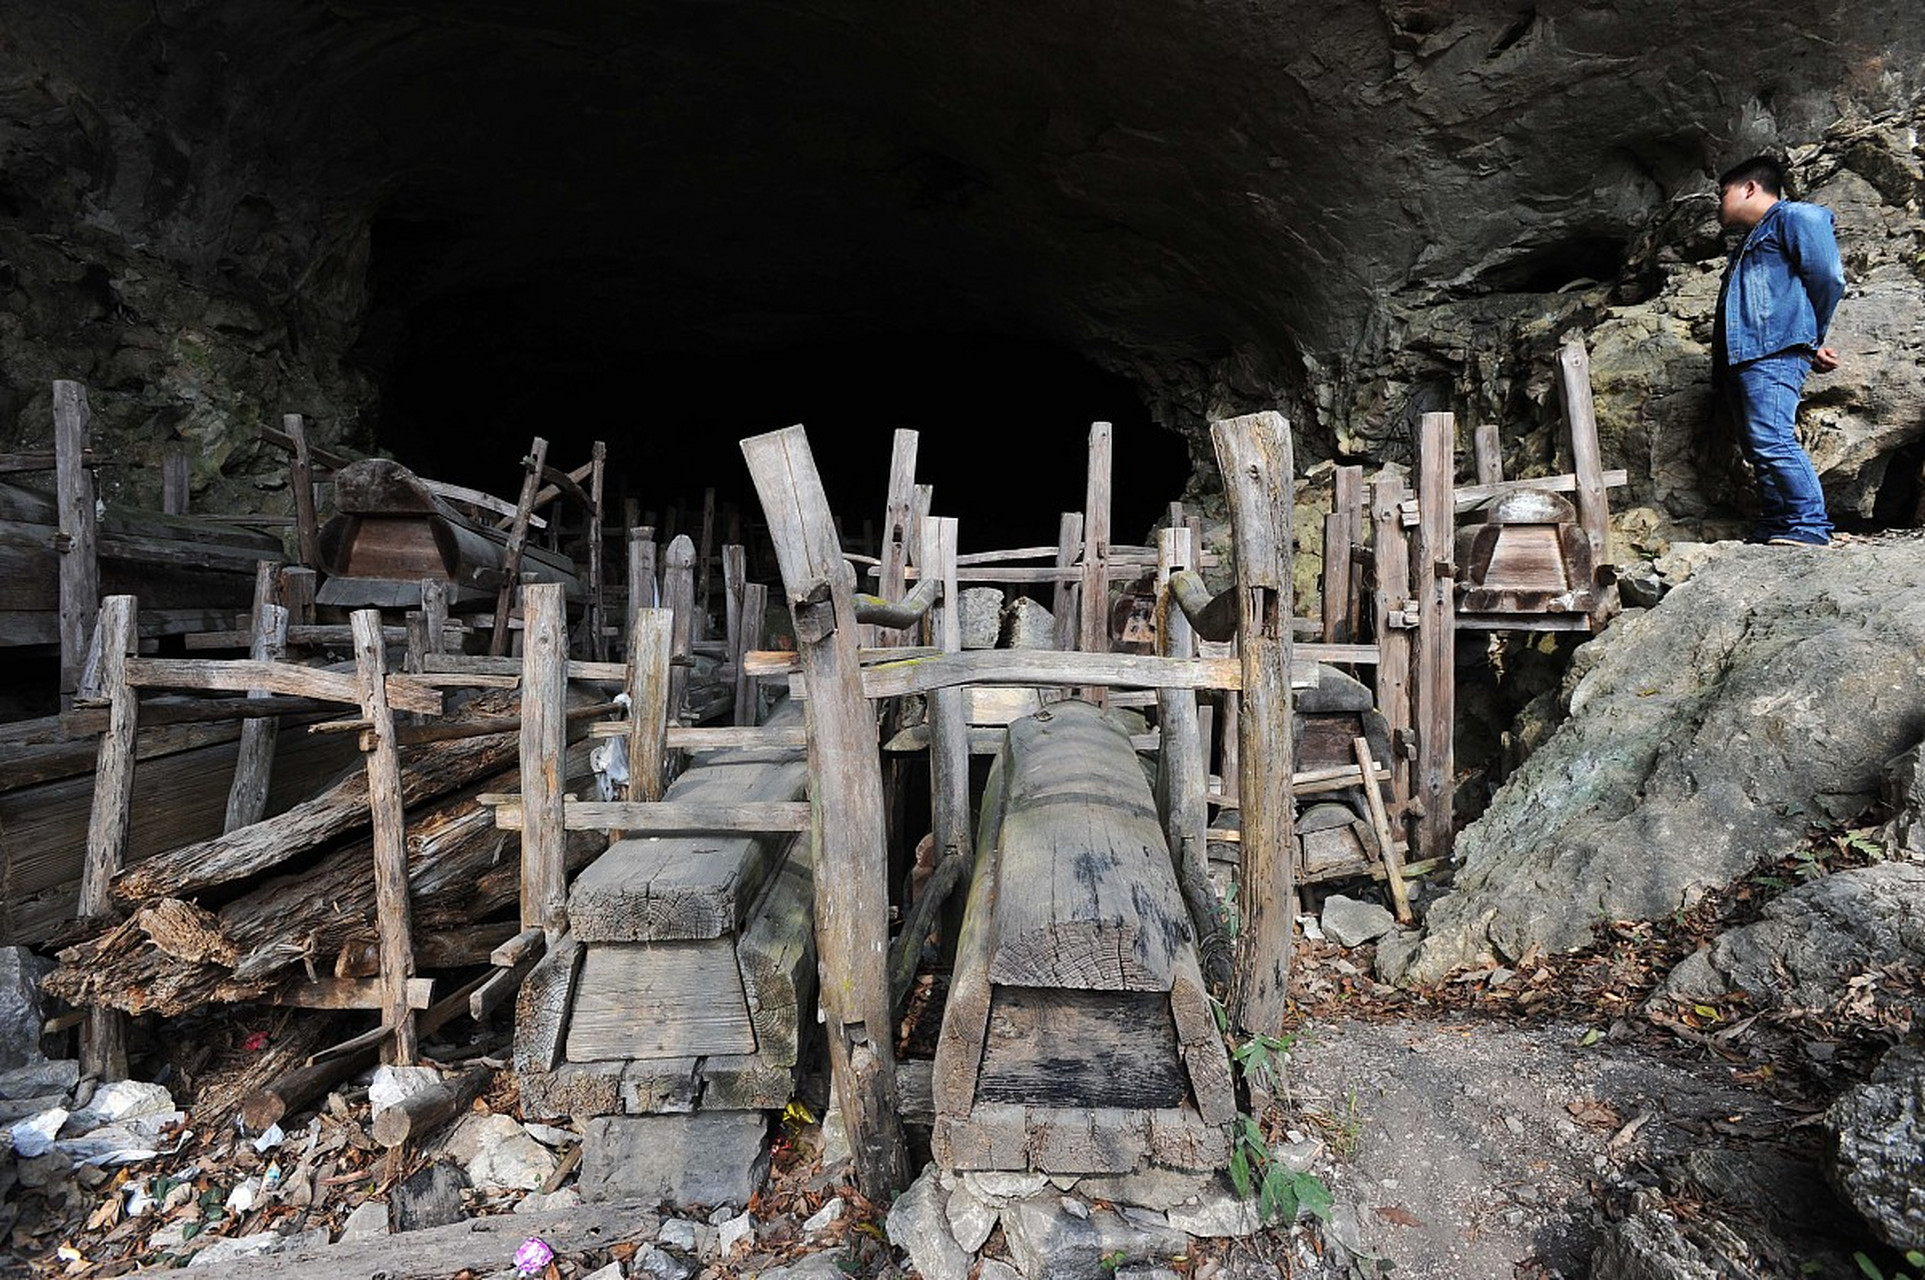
1652, 863, 1925, 1013
1384, 540, 1925, 983
885, 1166, 970, 1280
1588, 1194, 1761, 1280
578, 1113, 768, 1209
0, 949, 52, 1068
1825, 1038, 1925, 1250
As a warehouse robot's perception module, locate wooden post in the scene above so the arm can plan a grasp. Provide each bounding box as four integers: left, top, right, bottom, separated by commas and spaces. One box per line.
1473, 423, 1504, 488
1156, 524, 1208, 876
161, 442, 191, 515
490, 437, 549, 657
588, 441, 608, 661
54, 380, 98, 708
1209, 411, 1296, 1036
627, 607, 673, 802
1413, 411, 1457, 865
1370, 476, 1415, 824
740, 425, 909, 1199
696, 487, 717, 638
1052, 511, 1084, 653
224, 562, 288, 832
876, 430, 920, 649
80, 594, 137, 1079
628, 526, 659, 615
919, 516, 970, 872
350, 608, 417, 1065
519, 583, 569, 937
1078, 423, 1113, 676
1556, 339, 1610, 585
281, 566, 317, 628
722, 544, 747, 675
663, 535, 696, 726
421, 578, 449, 656
1329, 466, 1365, 645
734, 582, 767, 727
284, 413, 323, 571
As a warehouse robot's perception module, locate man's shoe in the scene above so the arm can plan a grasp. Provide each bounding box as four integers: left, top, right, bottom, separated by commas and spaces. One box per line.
1767, 534, 1833, 547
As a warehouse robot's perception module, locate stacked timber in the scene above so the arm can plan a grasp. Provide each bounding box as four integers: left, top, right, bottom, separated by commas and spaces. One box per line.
43, 688, 602, 1018
515, 704, 815, 1200
1293, 664, 1397, 885
0, 479, 282, 648
932, 701, 1234, 1176
316, 459, 581, 610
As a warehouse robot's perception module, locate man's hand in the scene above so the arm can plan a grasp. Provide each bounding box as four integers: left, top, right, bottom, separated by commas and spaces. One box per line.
1812, 345, 1841, 373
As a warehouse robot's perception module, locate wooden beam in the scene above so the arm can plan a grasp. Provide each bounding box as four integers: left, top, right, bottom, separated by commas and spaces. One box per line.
351, 608, 416, 1066
1157, 520, 1229, 992
1210, 410, 1296, 1037
695, 487, 717, 635
875, 429, 919, 649
54, 380, 98, 707
920, 515, 971, 876
734, 582, 767, 727
520, 582, 569, 935
1399, 468, 1630, 523
663, 535, 696, 727
1473, 422, 1504, 487
587, 441, 608, 661
124, 657, 444, 715
487, 798, 811, 833
223, 564, 287, 832
161, 442, 191, 515
1557, 339, 1611, 594
787, 649, 1247, 699
1413, 411, 1457, 865
739, 424, 908, 1199
1052, 511, 1084, 653
1355, 736, 1412, 925
490, 436, 548, 657
628, 527, 658, 614
284, 414, 323, 571
79, 595, 136, 1080
1079, 423, 1113, 692
626, 607, 673, 803
1371, 475, 1415, 825
416, 477, 547, 529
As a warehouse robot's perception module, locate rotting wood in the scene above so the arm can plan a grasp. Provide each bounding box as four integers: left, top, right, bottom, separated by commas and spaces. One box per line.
123, 657, 444, 715
284, 414, 323, 572
520, 582, 569, 936
627, 606, 673, 803
490, 436, 549, 657
1413, 411, 1457, 865
373, 1065, 490, 1148
1158, 523, 1230, 993
53, 381, 98, 707
79, 594, 136, 1080
1211, 410, 1296, 1036
740, 424, 908, 1198
664, 535, 696, 726
875, 429, 919, 649
352, 608, 417, 1066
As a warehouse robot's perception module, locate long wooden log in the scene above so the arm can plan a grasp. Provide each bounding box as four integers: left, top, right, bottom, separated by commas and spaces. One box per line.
53, 381, 98, 706
373, 1065, 490, 1147
520, 583, 568, 936
490, 436, 549, 657
223, 565, 287, 833
112, 726, 522, 902
1413, 412, 1456, 865
79, 595, 136, 1080
353, 609, 417, 1065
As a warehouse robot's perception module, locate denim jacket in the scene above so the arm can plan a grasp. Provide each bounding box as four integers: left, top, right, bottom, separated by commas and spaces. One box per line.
1719, 200, 1846, 365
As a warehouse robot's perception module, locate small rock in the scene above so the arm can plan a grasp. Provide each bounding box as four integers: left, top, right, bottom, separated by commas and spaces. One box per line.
367, 1066, 443, 1119
1074, 1169, 1214, 1212
1166, 1188, 1264, 1237
523, 1122, 576, 1148
0, 1059, 79, 1101
802, 1196, 845, 1234
885, 1165, 970, 1280
717, 1210, 754, 1256
339, 1199, 389, 1240
1270, 1139, 1322, 1173
1060, 1196, 1090, 1220
759, 1255, 856, 1280
961, 1171, 1048, 1207
657, 1218, 701, 1252
977, 1262, 1022, 1280
10, 1108, 66, 1158
1117, 1268, 1184, 1280
392, 1160, 467, 1233
959, 588, 1004, 650
1320, 895, 1396, 948
514, 1189, 582, 1215
635, 1245, 695, 1280
1001, 1195, 1189, 1279
186, 1226, 330, 1266
945, 1182, 997, 1252
1003, 596, 1057, 649
0, 948, 52, 1068
581, 1264, 625, 1280
446, 1113, 558, 1192
818, 1108, 851, 1169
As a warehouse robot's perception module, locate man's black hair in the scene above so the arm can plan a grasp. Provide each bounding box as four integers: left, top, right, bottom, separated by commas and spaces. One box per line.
1718, 155, 1787, 197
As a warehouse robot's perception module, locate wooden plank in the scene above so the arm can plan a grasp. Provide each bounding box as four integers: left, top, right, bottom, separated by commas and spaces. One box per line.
695, 486, 717, 634
490, 798, 810, 834
921, 516, 971, 874
626, 607, 672, 803
976, 988, 1184, 1108
1156, 522, 1225, 992
1355, 736, 1412, 925
267, 975, 434, 1011
161, 442, 190, 515
222, 589, 288, 832
1371, 475, 1415, 823
1335, 465, 1365, 644
587, 440, 608, 661
417, 477, 546, 528
284, 414, 323, 571
1078, 422, 1113, 696
123, 657, 444, 714
787, 650, 1246, 699
734, 582, 767, 727
1557, 338, 1611, 599
875, 429, 920, 649
351, 608, 416, 1066
739, 424, 908, 1197
53, 381, 98, 706
1473, 422, 1504, 487
1413, 411, 1457, 865
933, 743, 1010, 1120
489, 436, 548, 657
627, 527, 658, 613
564, 940, 756, 1061
512, 933, 581, 1075
721, 543, 746, 678
663, 535, 696, 726
519, 581, 568, 935
1210, 410, 1296, 1036
281, 565, 317, 626
1398, 468, 1630, 523
734, 832, 816, 1068
79, 594, 136, 1080
1051, 512, 1083, 652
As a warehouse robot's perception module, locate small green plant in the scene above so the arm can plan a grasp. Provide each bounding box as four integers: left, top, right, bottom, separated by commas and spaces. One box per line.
1836, 826, 1888, 860
1099, 1250, 1129, 1272
1854, 1248, 1925, 1280
1211, 996, 1334, 1227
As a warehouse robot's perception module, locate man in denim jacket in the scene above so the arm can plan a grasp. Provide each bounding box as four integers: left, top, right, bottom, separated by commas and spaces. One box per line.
1714, 155, 1846, 547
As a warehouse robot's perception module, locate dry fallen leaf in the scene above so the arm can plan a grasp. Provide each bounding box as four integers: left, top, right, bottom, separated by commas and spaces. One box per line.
1374, 1204, 1424, 1227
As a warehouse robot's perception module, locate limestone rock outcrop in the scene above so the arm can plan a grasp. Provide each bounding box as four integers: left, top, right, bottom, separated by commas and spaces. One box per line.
1825, 1038, 1925, 1251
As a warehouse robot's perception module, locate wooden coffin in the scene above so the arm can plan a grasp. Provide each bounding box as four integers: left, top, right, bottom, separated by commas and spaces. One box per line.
316, 459, 581, 609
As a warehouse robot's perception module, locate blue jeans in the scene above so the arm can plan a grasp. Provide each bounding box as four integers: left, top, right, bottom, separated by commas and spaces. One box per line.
1724, 351, 1832, 542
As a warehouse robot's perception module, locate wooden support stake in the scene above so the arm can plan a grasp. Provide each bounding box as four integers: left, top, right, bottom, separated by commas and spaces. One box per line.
1370, 476, 1416, 823
1557, 339, 1611, 591
628, 526, 659, 615
1354, 736, 1412, 924
663, 535, 696, 726
1413, 411, 1457, 865
1473, 422, 1504, 488
587, 441, 607, 661
224, 562, 288, 831
1333, 465, 1365, 645
1159, 522, 1229, 991
421, 578, 449, 655
722, 544, 747, 677
520, 582, 569, 936
734, 582, 767, 727
1052, 511, 1084, 654
284, 413, 323, 571
696, 486, 717, 637
281, 566, 317, 628
54, 380, 98, 708
161, 442, 191, 515
741, 425, 908, 1199
1078, 423, 1113, 696
627, 607, 673, 802
350, 608, 417, 1066
876, 429, 920, 649
490, 436, 549, 657
80, 595, 136, 1079
920, 515, 970, 870
1209, 411, 1296, 1036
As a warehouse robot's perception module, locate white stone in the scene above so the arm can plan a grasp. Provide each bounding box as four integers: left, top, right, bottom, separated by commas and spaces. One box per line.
1166, 1189, 1263, 1238
959, 1171, 1047, 1207
1059, 1195, 1089, 1220
818, 1107, 851, 1168
635, 1245, 695, 1280
66, 1079, 174, 1131
717, 1210, 754, 1256
515, 1188, 583, 1214
944, 1181, 998, 1252
186, 1226, 329, 1266
977, 1261, 1022, 1280
523, 1121, 576, 1147
367, 1065, 442, 1118
959, 587, 1005, 649
446, 1112, 557, 1192
885, 1165, 970, 1280
1073, 1169, 1215, 1212
10, 1108, 65, 1158
657, 1218, 701, 1251
581, 1264, 625, 1280
339, 1199, 389, 1239
802, 1195, 845, 1234
1319, 895, 1396, 948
